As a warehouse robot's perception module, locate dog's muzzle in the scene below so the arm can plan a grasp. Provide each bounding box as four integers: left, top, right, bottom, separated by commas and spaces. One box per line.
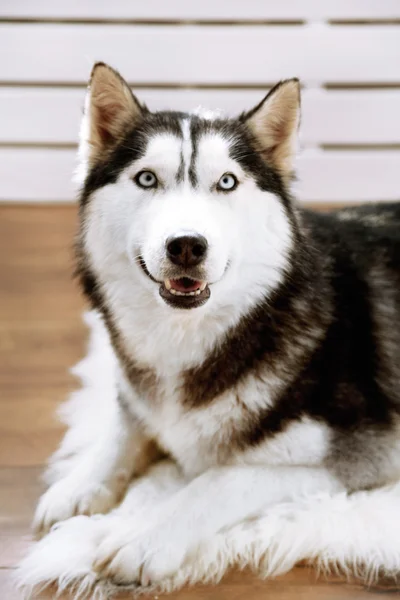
138, 233, 211, 309
159, 234, 210, 308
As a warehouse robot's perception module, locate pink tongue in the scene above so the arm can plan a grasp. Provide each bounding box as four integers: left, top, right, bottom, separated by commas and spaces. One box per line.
171, 278, 201, 292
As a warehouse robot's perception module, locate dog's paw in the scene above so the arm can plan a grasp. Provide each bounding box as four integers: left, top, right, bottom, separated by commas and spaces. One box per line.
33, 475, 125, 537
92, 522, 188, 587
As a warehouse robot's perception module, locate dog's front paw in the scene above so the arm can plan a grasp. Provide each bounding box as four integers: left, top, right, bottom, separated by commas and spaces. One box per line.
33, 475, 125, 537
92, 521, 188, 587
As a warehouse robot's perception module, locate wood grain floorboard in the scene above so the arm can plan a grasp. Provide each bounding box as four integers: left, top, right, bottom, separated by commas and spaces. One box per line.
1, 205, 398, 599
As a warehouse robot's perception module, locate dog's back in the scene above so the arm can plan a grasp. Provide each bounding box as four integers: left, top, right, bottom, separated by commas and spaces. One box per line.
290, 203, 400, 489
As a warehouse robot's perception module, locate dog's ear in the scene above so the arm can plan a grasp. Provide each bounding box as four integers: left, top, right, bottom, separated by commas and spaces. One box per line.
80, 62, 145, 169
243, 79, 300, 182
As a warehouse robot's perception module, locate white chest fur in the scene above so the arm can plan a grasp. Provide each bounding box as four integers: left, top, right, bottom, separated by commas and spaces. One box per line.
123, 370, 331, 478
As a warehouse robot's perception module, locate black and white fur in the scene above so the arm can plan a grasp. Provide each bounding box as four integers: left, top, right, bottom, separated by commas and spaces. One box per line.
31, 63, 400, 590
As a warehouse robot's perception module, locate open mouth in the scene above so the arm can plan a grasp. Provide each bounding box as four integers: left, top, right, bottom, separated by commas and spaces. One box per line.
160, 277, 210, 309
137, 256, 211, 309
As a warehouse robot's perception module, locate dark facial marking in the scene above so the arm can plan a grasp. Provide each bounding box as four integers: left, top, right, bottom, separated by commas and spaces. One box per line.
188, 117, 201, 188
80, 111, 186, 205
176, 151, 185, 183
187, 114, 299, 239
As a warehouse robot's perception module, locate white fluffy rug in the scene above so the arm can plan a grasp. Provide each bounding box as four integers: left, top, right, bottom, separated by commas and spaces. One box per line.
16, 312, 400, 598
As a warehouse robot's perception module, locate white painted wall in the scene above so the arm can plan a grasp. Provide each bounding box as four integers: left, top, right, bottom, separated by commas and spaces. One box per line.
1, 0, 399, 203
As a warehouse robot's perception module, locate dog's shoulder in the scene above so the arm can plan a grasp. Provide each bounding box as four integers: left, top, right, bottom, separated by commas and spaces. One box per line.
301, 203, 400, 263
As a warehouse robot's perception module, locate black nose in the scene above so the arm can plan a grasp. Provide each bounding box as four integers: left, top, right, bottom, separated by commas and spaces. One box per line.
166, 234, 208, 268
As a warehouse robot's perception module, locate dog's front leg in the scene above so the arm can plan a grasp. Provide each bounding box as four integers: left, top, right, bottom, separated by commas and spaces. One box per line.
93, 464, 344, 586
33, 398, 153, 537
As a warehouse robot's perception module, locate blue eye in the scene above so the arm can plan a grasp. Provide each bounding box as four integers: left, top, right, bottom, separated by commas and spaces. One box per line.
217, 173, 238, 192
135, 171, 158, 189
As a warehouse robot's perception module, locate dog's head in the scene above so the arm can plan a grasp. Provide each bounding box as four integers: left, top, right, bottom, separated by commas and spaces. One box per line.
77, 63, 300, 316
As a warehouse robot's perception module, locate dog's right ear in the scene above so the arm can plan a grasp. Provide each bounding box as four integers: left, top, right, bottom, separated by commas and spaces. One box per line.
78, 63, 145, 174
242, 79, 300, 184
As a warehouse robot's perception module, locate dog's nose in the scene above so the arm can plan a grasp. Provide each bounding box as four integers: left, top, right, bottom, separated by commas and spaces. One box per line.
166, 234, 208, 267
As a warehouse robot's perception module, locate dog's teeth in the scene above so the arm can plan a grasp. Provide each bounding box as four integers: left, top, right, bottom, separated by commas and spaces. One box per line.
169, 286, 203, 298
199, 282, 207, 291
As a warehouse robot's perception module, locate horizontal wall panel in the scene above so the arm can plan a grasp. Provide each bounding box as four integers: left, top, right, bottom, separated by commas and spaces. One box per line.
296, 151, 400, 202
301, 90, 400, 145
1, 148, 398, 203
1, 88, 400, 145
1, 24, 400, 85
1, 3, 399, 206
0, 149, 77, 201
2, 0, 400, 21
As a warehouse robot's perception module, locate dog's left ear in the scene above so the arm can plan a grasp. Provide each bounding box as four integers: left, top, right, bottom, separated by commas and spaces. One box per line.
76, 62, 146, 184
86, 62, 145, 162
243, 79, 300, 181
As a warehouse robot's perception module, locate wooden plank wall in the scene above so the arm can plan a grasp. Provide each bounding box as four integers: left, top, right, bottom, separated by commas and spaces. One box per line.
1, 0, 400, 204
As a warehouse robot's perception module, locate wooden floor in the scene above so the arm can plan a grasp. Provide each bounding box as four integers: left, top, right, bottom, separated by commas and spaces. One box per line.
1, 205, 399, 599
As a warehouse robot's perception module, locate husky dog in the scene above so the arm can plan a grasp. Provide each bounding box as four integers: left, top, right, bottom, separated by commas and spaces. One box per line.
34, 63, 400, 587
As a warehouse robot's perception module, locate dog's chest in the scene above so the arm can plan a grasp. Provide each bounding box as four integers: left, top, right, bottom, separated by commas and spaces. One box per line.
129, 377, 242, 474
127, 374, 330, 477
